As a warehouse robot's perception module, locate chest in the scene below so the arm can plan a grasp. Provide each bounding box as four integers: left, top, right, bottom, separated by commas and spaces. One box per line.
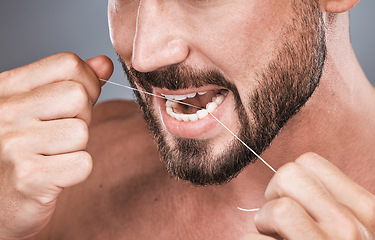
49, 176, 258, 240
45, 118, 260, 239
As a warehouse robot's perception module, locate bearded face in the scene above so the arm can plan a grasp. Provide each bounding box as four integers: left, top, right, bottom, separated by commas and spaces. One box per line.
112, 0, 326, 185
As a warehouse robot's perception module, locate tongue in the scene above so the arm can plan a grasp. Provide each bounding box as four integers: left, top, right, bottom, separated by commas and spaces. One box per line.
197, 90, 218, 107
177, 90, 221, 114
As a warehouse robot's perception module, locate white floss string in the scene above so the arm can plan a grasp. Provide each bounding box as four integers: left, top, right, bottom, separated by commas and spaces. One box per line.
99, 78, 203, 111
99, 78, 276, 212
237, 207, 260, 212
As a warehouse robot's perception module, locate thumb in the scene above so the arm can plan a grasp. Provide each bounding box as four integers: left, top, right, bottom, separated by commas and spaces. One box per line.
85, 55, 114, 87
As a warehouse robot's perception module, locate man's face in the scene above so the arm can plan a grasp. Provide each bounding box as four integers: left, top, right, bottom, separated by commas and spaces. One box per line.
108, 0, 326, 185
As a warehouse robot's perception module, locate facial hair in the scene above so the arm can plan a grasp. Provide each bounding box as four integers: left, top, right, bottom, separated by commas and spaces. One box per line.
120, 0, 326, 186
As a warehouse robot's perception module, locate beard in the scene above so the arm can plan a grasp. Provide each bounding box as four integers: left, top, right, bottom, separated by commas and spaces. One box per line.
120, 0, 326, 186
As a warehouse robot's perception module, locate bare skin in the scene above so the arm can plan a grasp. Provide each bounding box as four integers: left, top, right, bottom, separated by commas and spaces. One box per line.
36, 31, 375, 238
36, 51, 375, 239
36, 100, 267, 239
1, 0, 375, 239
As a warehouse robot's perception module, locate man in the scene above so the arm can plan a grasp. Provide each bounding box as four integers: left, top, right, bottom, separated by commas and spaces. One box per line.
0, 0, 374, 239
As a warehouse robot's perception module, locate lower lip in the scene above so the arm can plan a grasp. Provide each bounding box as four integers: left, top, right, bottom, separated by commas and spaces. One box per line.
156, 93, 233, 139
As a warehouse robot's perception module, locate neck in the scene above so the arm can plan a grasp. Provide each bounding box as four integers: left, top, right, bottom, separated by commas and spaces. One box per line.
223, 12, 375, 203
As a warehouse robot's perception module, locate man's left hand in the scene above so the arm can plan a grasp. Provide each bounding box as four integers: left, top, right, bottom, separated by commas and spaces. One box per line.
244, 152, 375, 239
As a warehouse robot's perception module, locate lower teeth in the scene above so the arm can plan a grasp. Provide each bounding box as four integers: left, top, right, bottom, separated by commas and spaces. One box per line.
166, 91, 227, 122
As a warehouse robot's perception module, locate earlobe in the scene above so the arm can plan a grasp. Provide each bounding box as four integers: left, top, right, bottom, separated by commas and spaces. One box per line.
319, 0, 360, 13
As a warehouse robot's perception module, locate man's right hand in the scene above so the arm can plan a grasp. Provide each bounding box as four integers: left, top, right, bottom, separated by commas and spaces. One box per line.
0, 52, 113, 239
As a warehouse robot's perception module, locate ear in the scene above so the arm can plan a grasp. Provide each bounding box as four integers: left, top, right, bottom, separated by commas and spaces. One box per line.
319, 0, 360, 13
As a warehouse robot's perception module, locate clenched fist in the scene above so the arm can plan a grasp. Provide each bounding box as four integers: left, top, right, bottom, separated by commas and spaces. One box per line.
0, 53, 113, 239
242, 153, 375, 240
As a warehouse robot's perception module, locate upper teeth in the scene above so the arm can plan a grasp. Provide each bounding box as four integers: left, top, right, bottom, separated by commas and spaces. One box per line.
161, 90, 227, 101
164, 90, 228, 122
162, 92, 197, 101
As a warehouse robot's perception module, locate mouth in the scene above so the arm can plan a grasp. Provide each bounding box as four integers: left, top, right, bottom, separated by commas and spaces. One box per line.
163, 89, 228, 121
155, 86, 233, 139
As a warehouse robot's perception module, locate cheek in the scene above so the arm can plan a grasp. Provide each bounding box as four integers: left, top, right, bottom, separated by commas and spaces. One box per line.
108, 1, 139, 64
201, 2, 290, 70
198, 1, 292, 98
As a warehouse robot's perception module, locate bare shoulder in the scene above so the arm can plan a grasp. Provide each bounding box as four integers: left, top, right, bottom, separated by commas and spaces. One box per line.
91, 99, 141, 126
88, 99, 160, 176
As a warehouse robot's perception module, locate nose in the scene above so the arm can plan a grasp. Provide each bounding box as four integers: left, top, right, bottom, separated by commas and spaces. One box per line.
131, 0, 189, 72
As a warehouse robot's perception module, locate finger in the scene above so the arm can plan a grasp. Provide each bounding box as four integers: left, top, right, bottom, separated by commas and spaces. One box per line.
1, 118, 88, 157
85, 55, 114, 87
2, 80, 93, 124
28, 119, 89, 156
295, 153, 375, 224
0, 53, 113, 103
17, 151, 93, 199
41, 151, 93, 188
264, 161, 350, 224
240, 232, 276, 240
254, 197, 324, 240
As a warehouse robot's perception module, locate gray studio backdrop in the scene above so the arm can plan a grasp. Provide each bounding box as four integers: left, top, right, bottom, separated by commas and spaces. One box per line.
0, 1, 374, 102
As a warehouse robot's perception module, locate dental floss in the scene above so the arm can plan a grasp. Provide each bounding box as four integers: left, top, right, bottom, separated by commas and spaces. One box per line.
99, 78, 204, 111
237, 207, 260, 212
207, 113, 276, 173
98, 78, 276, 212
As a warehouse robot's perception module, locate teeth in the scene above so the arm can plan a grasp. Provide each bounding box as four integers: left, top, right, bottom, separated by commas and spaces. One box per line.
162, 90, 226, 101
162, 90, 227, 101
206, 102, 218, 113
188, 114, 199, 122
214, 94, 225, 105
164, 95, 174, 100
220, 90, 228, 96
163, 92, 203, 101
196, 109, 208, 119
186, 93, 197, 98
166, 106, 173, 115
175, 113, 182, 121
181, 115, 190, 122
165, 89, 228, 122
166, 100, 176, 108
174, 95, 187, 101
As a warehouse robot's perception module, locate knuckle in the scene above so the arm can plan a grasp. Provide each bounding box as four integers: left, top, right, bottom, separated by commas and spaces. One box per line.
272, 197, 296, 218
295, 152, 319, 165
0, 69, 20, 93
366, 196, 375, 229
0, 132, 21, 159
75, 151, 93, 181
0, 69, 13, 83
34, 196, 58, 207
342, 223, 364, 240
334, 211, 364, 240
52, 119, 89, 148
272, 162, 299, 192
72, 119, 89, 146
13, 161, 35, 193
59, 52, 84, 74
67, 81, 90, 105
0, 101, 15, 126
0, 99, 10, 113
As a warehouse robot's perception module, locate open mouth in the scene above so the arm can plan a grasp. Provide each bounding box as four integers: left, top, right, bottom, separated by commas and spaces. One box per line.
162, 89, 229, 122
155, 86, 233, 139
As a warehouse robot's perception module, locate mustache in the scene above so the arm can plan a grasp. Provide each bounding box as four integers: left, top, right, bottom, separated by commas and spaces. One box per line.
120, 58, 245, 113
123, 62, 237, 93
